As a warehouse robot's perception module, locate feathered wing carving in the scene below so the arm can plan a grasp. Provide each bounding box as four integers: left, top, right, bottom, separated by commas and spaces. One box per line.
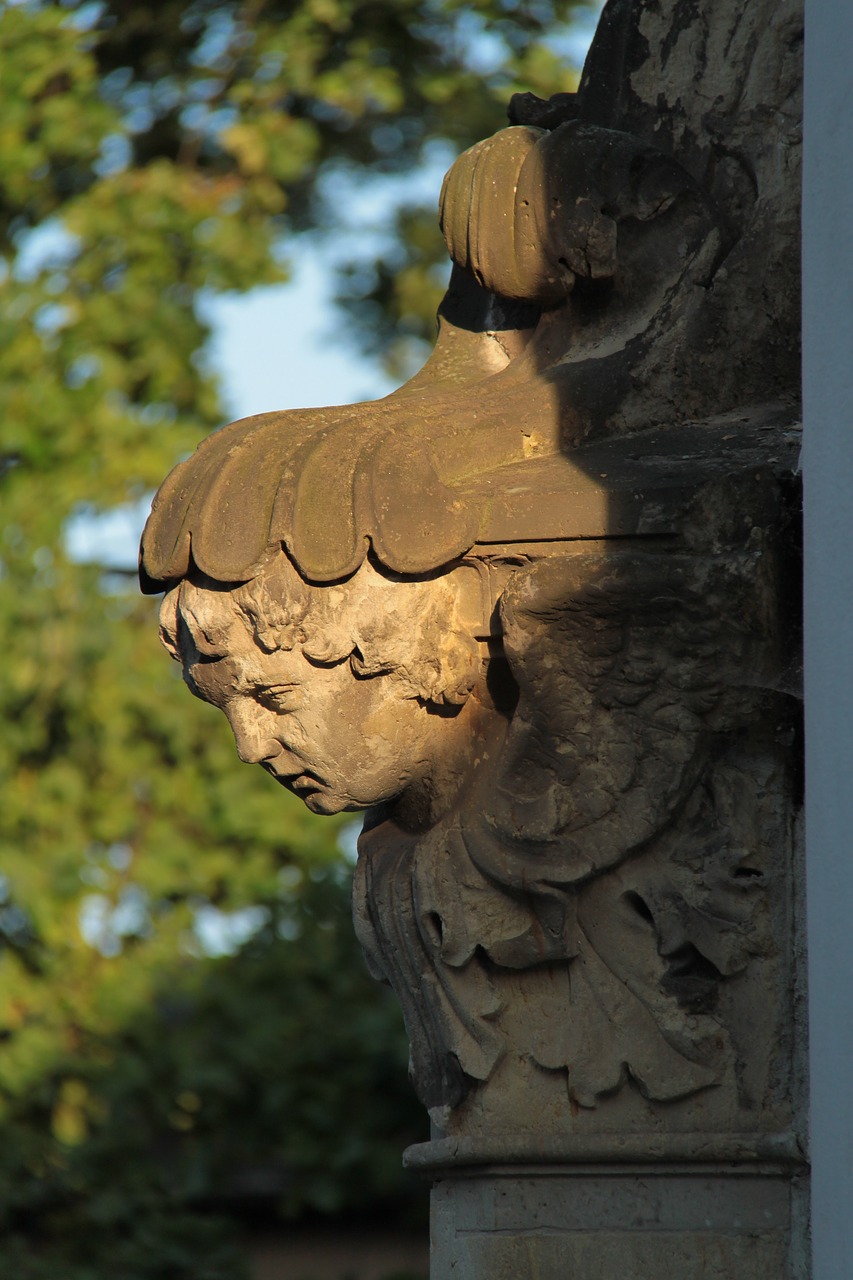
470, 552, 769, 889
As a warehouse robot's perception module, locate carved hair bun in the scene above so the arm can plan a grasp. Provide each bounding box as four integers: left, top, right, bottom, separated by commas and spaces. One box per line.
439, 120, 707, 307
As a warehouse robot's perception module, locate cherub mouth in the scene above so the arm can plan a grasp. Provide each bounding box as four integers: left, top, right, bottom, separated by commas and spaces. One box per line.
262, 761, 322, 793
289, 774, 322, 793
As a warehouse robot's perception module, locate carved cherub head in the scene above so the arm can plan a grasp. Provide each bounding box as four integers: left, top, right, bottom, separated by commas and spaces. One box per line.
157, 551, 485, 816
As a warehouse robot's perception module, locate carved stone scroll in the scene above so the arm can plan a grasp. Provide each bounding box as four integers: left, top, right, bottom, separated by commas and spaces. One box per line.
141, 1, 805, 1275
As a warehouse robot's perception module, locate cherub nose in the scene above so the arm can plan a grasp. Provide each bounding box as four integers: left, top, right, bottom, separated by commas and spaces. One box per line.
226, 704, 280, 765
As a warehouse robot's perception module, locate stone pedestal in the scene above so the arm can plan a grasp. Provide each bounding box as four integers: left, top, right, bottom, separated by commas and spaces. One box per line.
425, 1161, 807, 1280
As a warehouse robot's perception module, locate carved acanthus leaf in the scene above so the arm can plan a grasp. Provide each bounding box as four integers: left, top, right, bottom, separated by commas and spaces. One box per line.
354, 822, 506, 1111
529, 925, 719, 1108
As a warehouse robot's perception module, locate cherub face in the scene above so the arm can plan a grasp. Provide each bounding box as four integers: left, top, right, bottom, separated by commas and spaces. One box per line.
159, 558, 482, 816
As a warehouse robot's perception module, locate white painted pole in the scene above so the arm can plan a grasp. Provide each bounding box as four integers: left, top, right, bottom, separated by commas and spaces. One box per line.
803, 4, 853, 1277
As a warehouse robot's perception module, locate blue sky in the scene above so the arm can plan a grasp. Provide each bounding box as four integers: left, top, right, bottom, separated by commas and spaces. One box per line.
208, 2, 603, 417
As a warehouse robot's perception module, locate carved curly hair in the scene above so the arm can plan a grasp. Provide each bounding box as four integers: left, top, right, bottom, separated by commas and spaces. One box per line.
160, 552, 481, 709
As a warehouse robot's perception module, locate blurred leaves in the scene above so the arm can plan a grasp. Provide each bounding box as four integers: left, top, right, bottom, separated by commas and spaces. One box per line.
0, 0, 582, 1273
0, 865, 424, 1280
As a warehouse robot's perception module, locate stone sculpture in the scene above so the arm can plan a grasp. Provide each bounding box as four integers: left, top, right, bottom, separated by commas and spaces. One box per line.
141, 0, 805, 1274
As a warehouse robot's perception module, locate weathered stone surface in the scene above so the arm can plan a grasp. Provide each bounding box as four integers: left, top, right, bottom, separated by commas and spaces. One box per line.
141, 0, 805, 1275
429, 1170, 806, 1280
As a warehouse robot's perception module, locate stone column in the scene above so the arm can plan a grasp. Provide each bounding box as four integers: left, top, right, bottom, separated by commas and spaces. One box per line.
368, 4, 805, 1272
140, 1, 806, 1275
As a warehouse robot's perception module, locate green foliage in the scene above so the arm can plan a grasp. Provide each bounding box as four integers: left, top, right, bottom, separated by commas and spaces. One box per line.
0, 0, 581, 1273
0, 864, 424, 1280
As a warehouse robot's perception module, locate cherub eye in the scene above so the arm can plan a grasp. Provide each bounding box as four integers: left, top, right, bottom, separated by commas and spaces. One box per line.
255, 685, 300, 713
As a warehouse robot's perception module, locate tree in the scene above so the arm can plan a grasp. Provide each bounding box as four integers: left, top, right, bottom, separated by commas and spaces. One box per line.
0, 2, 582, 1275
